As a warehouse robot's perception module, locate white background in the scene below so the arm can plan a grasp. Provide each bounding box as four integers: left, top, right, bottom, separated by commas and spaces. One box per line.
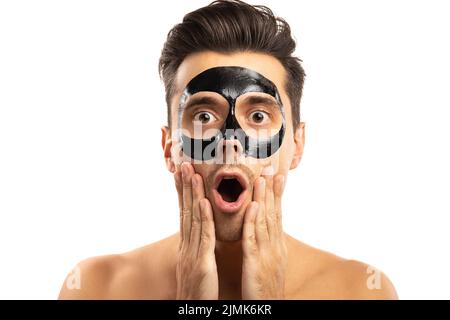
0, 0, 449, 299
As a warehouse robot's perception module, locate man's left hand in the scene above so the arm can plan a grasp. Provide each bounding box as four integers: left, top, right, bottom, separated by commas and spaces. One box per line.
241, 173, 288, 299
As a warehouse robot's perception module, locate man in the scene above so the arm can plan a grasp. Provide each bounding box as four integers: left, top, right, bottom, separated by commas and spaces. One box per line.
59, 0, 398, 299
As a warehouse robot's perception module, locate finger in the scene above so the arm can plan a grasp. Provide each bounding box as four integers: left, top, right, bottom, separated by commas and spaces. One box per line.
242, 201, 259, 258
197, 198, 216, 258
181, 162, 194, 252
174, 170, 183, 246
262, 172, 276, 241
253, 177, 269, 244
273, 174, 285, 234
189, 173, 205, 256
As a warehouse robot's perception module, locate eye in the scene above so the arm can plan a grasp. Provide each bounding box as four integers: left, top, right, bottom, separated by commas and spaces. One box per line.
193, 111, 217, 124
249, 111, 269, 124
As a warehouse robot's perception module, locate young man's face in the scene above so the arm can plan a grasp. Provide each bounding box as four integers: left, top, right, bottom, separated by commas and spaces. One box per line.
163, 51, 304, 242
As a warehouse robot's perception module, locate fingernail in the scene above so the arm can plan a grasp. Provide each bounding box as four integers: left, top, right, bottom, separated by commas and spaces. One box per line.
260, 177, 266, 187
261, 165, 274, 176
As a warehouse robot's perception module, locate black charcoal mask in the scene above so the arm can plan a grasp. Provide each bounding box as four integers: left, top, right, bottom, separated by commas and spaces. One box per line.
177, 66, 286, 161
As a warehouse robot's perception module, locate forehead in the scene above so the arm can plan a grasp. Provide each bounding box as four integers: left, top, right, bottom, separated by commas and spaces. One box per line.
182, 66, 281, 104
173, 51, 288, 105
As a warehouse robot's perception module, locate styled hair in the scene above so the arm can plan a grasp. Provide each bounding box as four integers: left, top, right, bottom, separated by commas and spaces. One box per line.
158, 0, 305, 130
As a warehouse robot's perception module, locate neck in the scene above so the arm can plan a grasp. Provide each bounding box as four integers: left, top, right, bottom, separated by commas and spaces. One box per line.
214, 239, 243, 299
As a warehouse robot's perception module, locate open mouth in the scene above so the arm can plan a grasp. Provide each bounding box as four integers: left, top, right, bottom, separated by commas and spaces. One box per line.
213, 172, 248, 213
217, 177, 244, 202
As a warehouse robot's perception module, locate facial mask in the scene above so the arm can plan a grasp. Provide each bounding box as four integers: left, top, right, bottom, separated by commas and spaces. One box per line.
177, 66, 286, 161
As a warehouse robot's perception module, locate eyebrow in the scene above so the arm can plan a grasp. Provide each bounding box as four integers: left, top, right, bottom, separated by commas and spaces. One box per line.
182, 96, 222, 111
179, 94, 280, 113
241, 95, 279, 107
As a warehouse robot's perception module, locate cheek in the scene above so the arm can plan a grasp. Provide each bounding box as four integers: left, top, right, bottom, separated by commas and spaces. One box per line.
191, 165, 213, 185
260, 127, 293, 172
170, 138, 193, 175
274, 132, 295, 173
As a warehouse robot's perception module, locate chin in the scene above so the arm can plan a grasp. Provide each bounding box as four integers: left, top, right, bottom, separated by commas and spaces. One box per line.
212, 210, 246, 242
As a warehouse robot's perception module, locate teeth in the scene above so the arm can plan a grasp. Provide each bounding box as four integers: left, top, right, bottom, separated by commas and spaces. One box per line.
223, 177, 234, 180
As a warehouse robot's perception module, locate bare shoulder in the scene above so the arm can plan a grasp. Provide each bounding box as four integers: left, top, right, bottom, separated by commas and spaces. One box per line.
58, 234, 179, 299
327, 259, 398, 299
286, 235, 398, 300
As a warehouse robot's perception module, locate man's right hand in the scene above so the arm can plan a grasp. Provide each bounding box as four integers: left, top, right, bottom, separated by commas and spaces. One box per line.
173, 162, 218, 300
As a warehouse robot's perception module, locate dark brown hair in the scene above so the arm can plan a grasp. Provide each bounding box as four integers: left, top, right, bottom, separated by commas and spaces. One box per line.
158, 0, 305, 130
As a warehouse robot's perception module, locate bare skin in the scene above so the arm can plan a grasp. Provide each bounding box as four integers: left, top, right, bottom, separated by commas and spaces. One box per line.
59, 51, 398, 300
58, 232, 397, 299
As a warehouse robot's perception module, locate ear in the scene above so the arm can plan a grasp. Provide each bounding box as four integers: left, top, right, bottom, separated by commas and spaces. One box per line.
161, 125, 176, 173
290, 122, 305, 170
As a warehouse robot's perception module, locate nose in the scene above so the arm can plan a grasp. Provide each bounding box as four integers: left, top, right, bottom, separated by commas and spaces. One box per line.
216, 138, 244, 164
